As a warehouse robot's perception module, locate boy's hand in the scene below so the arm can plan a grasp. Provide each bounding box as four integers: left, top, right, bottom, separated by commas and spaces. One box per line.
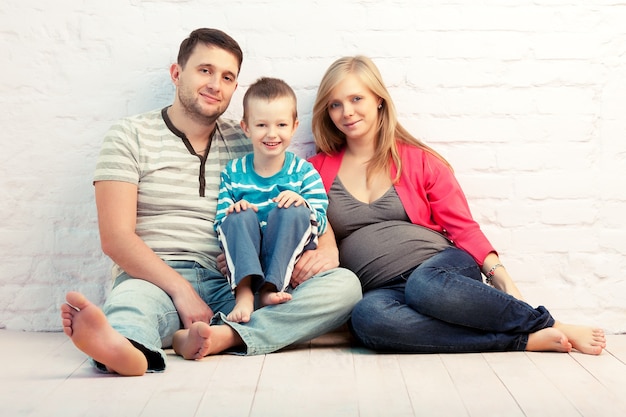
227, 199, 258, 214
274, 190, 305, 208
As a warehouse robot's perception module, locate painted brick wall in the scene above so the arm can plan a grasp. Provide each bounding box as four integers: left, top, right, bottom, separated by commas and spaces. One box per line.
1, 0, 624, 332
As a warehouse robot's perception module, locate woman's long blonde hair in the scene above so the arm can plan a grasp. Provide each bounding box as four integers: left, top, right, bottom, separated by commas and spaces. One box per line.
312, 55, 450, 182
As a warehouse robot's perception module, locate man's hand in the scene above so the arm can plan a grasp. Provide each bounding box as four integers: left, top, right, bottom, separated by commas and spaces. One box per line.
171, 282, 214, 329
290, 229, 339, 287
216, 252, 228, 277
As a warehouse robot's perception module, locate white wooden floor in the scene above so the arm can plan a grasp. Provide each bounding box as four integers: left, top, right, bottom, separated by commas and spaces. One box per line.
2, 329, 626, 417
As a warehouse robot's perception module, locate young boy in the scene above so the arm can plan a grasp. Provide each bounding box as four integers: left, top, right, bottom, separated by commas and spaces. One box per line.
213, 77, 328, 323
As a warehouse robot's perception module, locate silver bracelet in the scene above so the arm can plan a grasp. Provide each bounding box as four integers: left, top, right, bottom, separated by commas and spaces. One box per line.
485, 263, 504, 285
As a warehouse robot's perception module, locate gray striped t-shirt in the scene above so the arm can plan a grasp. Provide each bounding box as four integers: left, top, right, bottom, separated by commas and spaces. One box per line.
94, 107, 251, 277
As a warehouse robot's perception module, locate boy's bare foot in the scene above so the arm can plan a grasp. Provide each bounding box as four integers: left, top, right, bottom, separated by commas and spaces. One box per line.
172, 322, 212, 360
526, 327, 572, 353
554, 322, 606, 355
226, 300, 254, 323
60, 291, 147, 376
227, 284, 255, 323
260, 290, 292, 307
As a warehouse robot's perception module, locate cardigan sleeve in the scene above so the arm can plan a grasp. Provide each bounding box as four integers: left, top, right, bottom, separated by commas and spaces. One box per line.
396, 145, 496, 266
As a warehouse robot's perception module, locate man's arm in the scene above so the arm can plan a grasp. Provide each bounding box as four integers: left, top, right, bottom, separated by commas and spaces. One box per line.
95, 180, 213, 328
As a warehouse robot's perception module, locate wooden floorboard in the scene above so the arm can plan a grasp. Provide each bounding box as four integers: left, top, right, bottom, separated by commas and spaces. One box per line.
1, 330, 625, 417
484, 352, 581, 417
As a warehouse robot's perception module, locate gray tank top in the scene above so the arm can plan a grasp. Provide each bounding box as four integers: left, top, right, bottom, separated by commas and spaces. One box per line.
328, 177, 451, 291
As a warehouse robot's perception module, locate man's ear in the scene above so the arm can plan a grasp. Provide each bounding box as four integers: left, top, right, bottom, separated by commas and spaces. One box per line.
170, 63, 181, 84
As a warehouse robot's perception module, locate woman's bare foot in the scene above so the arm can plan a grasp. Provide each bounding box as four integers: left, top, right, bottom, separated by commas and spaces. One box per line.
526, 327, 572, 353
554, 322, 606, 355
60, 291, 147, 376
172, 322, 212, 360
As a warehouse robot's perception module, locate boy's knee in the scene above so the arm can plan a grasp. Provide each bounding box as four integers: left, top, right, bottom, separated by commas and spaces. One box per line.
222, 208, 260, 232
268, 204, 309, 223
226, 208, 259, 222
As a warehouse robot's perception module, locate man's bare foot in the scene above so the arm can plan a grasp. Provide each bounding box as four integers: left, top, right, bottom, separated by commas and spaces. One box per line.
526, 327, 572, 353
60, 291, 147, 376
260, 290, 292, 307
173, 323, 245, 359
554, 322, 606, 355
172, 322, 212, 360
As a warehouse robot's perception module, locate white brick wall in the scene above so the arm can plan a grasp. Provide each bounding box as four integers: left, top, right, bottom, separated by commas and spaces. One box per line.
1, 0, 624, 332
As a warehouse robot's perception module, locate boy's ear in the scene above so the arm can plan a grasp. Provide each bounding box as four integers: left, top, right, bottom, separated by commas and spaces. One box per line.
240, 119, 250, 136
294, 118, 300, 130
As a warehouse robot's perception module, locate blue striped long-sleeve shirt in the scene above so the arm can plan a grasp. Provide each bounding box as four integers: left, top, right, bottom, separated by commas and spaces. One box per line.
214, 151, 328, 234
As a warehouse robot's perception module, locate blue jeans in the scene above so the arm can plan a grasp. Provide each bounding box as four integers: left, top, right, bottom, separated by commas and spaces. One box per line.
218, 205, 315, 292
101, 261, 361, 371
349, 247, 555, 353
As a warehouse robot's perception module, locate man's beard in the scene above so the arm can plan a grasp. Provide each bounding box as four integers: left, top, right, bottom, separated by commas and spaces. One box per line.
177, 87, 223, 126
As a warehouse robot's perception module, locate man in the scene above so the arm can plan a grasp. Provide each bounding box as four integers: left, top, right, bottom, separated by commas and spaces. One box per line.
60, 28, 361, 376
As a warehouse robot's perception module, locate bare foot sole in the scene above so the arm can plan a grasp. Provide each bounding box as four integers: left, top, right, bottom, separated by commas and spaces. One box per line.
174, 322, 213, 360
260, 291, 292, 307
554, 322, 606, 355
60, 291, 147, 376
526, 327, 572, 353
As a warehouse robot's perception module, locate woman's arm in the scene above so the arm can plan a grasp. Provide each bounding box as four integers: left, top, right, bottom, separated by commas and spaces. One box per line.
481, 252, 524, 301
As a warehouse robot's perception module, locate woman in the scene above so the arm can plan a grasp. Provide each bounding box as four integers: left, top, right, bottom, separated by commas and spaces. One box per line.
309, 55, 606, 354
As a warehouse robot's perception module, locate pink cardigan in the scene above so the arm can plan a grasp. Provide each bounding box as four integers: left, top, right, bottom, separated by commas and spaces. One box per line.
308, 143, 496, 266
